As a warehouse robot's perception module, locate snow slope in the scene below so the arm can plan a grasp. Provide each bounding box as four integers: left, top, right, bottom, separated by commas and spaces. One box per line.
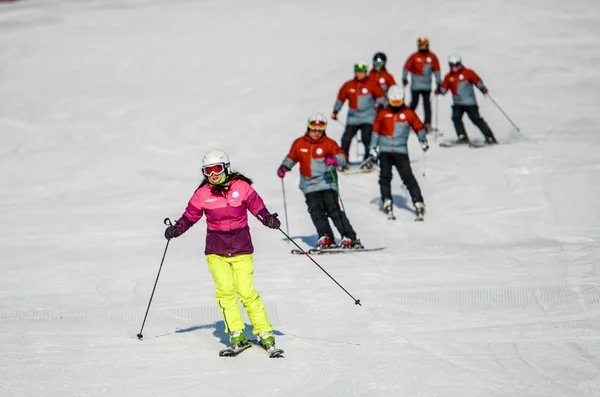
1, 0, 599, 396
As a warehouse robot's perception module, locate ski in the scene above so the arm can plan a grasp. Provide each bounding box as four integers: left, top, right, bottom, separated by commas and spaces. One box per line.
339, 167, 377, 174
414, 213, 424, 222
291, 247, 386, 255
219, 341, 252, 357
439, 140, 497, 148
252, 340, 284, 358
338, 158, 378, 174
439, 140, 470, 148
468, 141, 486, 148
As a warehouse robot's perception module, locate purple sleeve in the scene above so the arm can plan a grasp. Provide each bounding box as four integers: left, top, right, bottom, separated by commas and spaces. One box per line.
174, 215, 193, 234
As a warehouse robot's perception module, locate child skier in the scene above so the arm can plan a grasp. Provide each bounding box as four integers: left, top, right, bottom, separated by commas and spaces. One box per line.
435, 54, 498, 144
367, 85, 428, 221
402, 37, 442, 133
277, 112, 363, 248
164, 149, 282, 356
331, 62, 387, 166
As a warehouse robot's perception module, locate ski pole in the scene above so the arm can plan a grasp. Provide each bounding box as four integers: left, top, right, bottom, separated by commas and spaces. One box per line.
333, 118, 346, 128
326, 166, 352, 238
329, 166, 346, 213
280, 178, 290, 237
137, 218, 173, 340
422, 151, 427, 177
434, 94, 439, 141
276, 220, 361, 306
486, 93, 521, 132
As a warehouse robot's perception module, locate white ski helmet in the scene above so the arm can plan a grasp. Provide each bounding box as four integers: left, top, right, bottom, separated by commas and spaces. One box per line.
202, 149, 231, 176
448, 54, 462, 66
387, 85, 405, 106
307, 112, 328, 131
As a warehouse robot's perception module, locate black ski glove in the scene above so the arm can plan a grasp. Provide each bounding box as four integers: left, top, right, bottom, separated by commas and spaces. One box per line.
164, 217, 192, 240
258, 209, 280, 230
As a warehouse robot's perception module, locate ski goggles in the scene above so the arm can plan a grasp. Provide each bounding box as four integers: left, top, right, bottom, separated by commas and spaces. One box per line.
389, 98, 404, 107
354, 63, 368, 73
449, 64, 462, 73
308, 119, 327, 131
202, 163, 226, 176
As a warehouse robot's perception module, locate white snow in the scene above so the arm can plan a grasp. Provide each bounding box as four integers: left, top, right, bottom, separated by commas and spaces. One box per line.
1, 0, 599, 396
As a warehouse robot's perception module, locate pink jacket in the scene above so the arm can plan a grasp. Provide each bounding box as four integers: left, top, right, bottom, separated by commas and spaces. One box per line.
180, 178, 268, 256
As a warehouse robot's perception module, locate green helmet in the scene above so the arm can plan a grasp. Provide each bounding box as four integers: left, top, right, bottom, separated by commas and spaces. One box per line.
354, 62, 368, 73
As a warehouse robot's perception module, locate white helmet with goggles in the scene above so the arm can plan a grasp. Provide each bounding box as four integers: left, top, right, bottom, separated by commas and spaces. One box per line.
387, 85, 405, 107
202, 149, 231, 177
307, 112, 328, 131
448, 54, 462, 66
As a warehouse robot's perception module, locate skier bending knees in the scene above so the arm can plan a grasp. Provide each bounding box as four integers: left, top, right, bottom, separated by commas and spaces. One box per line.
164, 149, 280, 351
277, 112, 363, 249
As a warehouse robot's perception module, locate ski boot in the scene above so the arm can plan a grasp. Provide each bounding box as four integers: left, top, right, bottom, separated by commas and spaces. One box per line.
317, 235, 335, 248
219, 330, 250, 356
230, 330, 249, 348
485, 135, 498, 144
383, 198, 395, 220
360, 160, 374, 170
414, 202, 425, 222
258, 331, 284, 358
456, 134, 469, 144
340, 237, 364, 249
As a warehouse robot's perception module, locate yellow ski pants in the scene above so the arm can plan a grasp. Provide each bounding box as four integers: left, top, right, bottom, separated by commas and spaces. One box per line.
206, 254, 273, 335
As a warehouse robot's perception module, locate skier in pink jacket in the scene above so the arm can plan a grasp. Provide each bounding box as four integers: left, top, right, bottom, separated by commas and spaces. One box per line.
164, 149, 281, 355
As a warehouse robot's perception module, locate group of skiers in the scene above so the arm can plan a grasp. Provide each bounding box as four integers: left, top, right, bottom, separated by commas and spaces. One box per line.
279, 36, 498, 244
162, 36, 498, 354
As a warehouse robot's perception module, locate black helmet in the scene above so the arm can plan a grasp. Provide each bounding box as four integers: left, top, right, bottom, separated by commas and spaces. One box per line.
372, 52, 387, 71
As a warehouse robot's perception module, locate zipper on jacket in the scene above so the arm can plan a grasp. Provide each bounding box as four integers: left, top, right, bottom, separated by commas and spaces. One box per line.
224, 187, 233, 257
310, 141, 315, 193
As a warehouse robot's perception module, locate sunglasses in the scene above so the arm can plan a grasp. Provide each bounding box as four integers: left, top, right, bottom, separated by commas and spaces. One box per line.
308, 119, 327, 131
203, 163, 225, 176
389, 99, 404, 107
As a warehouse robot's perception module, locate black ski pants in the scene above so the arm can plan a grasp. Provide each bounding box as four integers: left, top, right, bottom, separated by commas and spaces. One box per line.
452, 104, 495, 139
410, 90, 432, 125
305, 189, 356, 240
379, 152, 424, 204
341, 123, 372, 161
